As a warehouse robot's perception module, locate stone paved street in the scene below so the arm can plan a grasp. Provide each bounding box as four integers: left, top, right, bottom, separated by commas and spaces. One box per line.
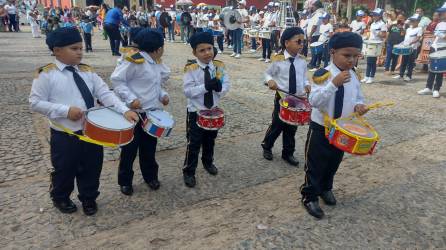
1, 27, 445, 249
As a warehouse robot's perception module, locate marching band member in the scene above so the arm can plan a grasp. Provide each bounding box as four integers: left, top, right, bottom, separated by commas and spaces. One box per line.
231, 0, 249, 59
29, 27, 138, 215
418, 3, 446, 98
317, 12, 333, 68
300, 32, 368, 219
258, 7, 272, 63
349, 10, 366, 36
262, 27, 310, 167
393, 14, 422, 82
270, 2, 281, 55
300, 9, 309, 57
307, 0, 325, 71
111, 28, 170, 196
212, 15, 225, 54
182, 32, 230, 187
363, 8, 386, 84
384, 14, 405, 75
249, 6, 259, 53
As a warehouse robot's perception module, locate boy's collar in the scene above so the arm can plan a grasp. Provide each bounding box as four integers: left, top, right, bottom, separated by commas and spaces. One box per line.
196, 59, 214, 69
55, 59, 78, 71
284, 50, 296, 59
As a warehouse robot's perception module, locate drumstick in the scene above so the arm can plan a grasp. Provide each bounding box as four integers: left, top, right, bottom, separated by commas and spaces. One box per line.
84, 105, 113, 113
134, 108, 162, 122
263, 82, 307, 100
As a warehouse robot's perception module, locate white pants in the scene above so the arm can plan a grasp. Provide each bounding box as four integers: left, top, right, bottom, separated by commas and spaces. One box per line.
27, 15, 40, 38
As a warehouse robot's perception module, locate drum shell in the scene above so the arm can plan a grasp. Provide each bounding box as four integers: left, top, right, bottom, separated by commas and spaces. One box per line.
392, 46, 413, 55
142, 119, 172, 138
84, 119, 134, 146
279, 102, 311, 126
197, 110, 225, 130
213, 30, 223, 36
258, 31, 271, 39
429, 57, 446, 73
364, 42, 383, 57
310, 42, 324, 55
326, 124, 377, 155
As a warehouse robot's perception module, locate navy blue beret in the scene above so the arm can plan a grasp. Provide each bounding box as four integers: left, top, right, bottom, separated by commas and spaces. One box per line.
133, 28, 164, 52
129, 27, 144, 44
280, 27, 304, 48
46, 27, 82, 51
189, 32, 214, 49
328, 32, 363, 50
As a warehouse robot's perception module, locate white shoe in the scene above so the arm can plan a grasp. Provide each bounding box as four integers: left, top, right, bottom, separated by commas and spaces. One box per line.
361, 77, 368, 83
228, 45, 233, 49
366, 77, 374, 84
417, 88, 432, 95
403, 76, 411, 82
393, 75, 402, 79
309, 68, 317, 72
230, 53, 236, 57
184, 42, 188, 44
258, 58, 265, 61
433, 90, 440, 98
218, 50, 222, 54
235, 54, 241, 58
249, 49, 256, 53
265, 59, 271, 63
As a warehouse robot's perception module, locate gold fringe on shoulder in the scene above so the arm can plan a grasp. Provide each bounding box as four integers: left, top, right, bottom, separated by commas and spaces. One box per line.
34, 63, 57, 78
125, 51, 145, 64
184, 59, 199, 73
213, 59, 225, 68
78, 63, 94, 72
271, 53, 285, 62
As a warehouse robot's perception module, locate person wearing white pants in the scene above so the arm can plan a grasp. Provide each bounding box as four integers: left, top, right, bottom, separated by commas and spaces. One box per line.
28, 13, 40, 38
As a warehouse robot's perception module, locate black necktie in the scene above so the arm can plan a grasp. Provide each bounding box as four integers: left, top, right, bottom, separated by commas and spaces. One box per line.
203, 66, 213, 109
334, 85, 344, 119
289, 57, 296, 94
65, 66, 94, 109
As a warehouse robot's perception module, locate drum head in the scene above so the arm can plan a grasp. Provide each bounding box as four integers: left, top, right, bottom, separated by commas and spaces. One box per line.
199, 108, 224, 117
281, 96, 310, 110
87, 108, 134, 130
364, 40, 382, 45
148, 110, 174, 127
310, 41, 323, 47
430, 50, 446, 59
336, 119, 375, 138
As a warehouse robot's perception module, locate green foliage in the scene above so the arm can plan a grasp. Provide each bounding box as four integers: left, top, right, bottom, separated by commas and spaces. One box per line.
390, 0, 443, 16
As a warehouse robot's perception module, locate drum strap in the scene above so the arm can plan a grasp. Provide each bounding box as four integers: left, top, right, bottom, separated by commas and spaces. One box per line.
65, 66, 94, 109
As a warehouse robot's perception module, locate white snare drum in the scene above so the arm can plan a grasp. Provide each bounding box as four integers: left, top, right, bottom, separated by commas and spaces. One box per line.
84, 108, 135, 146
142, 110, 175, 138
249, 29, 259, 38
258, 30, 271, 39
364, 40, 383, 57
243, 29, 249, 35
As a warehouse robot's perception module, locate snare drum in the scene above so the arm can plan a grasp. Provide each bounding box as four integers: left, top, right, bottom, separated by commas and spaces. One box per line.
248, 29, 259, 38
197, 107, 225, 130
142, 110, 175, 138
84, 108, 135, 146
363, 40, 383, 57
392, 44, 413, 55
258, 30, 271, 39
429, 50, 446, 73
310, 41, 324, 55
212, 30, 223, 36
325, 117, 379, 155
279, 96, 311, 126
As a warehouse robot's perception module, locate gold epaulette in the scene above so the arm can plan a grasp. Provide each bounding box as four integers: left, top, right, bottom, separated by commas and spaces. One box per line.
312, 68, 331, 85
119, 46, 138, 54
78, 63, 94, 72
125, 50, 145, 64
184, 59, 199, 73
34, 63, 57, 78
271, 53, 285, 62
213, 59, 225, 68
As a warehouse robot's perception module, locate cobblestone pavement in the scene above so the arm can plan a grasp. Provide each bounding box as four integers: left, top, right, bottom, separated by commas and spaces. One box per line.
1, 28, 445, 249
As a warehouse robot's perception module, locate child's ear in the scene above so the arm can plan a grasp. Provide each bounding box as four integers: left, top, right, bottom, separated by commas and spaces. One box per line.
192, 48, 197, 57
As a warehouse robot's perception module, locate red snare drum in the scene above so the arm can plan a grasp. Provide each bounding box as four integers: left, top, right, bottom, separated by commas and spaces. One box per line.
279, 96, 311, 126
197, 107, 225, 130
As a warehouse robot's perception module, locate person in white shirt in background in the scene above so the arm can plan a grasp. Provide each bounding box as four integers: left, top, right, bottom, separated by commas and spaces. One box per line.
199, 6, 209, 31
393, 14, 422, 82
230, 0, 249, 59
5, 0, 19, 32
363, 8, 386, 84
269, 2, 281, 55
192, 7, 199, 33
258, 6, 273, 62
167, 5, 176, 42
248, 5, 259, 53
317, 12, 333, 68
300, 9, 309, 57
418, 3, 446, 98
24, 0, 40, 38
212, 15, 224, 53
307, 0, 325, 70
350, 10, 366, 36
416, 8, 431, 31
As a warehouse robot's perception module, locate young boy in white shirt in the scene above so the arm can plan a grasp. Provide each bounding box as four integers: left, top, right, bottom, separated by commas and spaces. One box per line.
349, 10, 366, 35
318, 12, 333, 67
111, 28, 170, 196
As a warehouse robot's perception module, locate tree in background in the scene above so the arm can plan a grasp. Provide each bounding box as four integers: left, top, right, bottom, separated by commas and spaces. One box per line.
390, 0, 443, 16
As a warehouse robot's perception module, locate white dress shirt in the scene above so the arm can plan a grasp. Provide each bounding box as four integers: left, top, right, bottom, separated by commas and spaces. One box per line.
350, 20, 366, 34
111, 51, 170, 111
29, 59, 129, 132
309, 64, 365, 126
369, 20, 386, 41
307, 8, 324, 37
237, 8, 249, 29
403, 26, 422, 49
183, 60, 230, 112
433, 21, 446, 48
265, 50, 310, 96
318, 22, 333, 43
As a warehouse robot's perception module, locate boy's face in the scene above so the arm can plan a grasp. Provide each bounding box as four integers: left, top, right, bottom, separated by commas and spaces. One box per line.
331, 47, 361, 71
285, 34, 304, 57
322, 18, 329, 24
410, 20, 419, 27
372, 15, 380, 22
53, 42, 83, 65
356, 15, 362, 21
193, 43, 214, 64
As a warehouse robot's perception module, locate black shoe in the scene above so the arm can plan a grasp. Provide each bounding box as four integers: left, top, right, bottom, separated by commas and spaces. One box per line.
147, 179, 161, 190
120, 185, 133, 196
82, 200, 98, 216
183, 174, 196, 188
320, 190, 337, 206
302, 200, 324, 219
115, 52, 122, 56
282, 155, 299, 166
53, 199, 77, 214
204, 164, 218, 175
263, 149, 273, 161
